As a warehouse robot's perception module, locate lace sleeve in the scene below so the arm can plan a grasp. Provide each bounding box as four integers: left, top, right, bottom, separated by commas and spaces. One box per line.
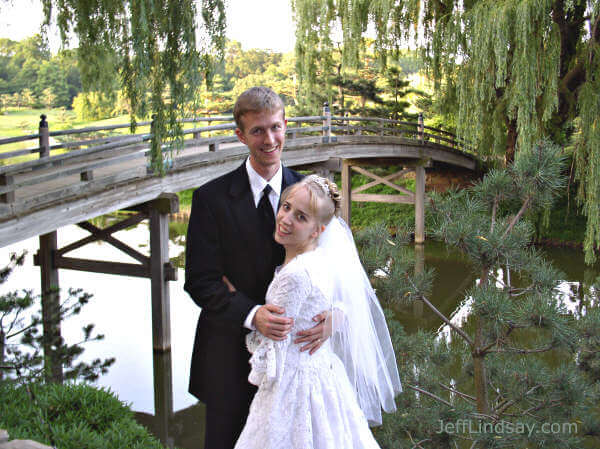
246, 265, 312, 387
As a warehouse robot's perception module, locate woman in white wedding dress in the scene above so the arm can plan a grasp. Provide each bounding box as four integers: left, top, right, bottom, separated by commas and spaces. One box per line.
234, 175, 402, 449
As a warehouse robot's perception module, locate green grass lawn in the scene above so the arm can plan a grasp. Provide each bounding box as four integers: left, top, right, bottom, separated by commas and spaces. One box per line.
0, 108, 137, 165
0, 107, 233, 165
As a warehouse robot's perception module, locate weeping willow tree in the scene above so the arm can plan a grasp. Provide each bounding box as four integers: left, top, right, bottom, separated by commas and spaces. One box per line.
292, 0, 600, 263
21, 0, 226, 173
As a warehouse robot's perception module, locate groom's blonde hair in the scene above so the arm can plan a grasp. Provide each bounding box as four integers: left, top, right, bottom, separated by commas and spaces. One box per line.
233, 87, 285, 131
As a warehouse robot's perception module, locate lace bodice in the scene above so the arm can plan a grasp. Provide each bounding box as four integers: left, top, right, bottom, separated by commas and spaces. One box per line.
246, 248, 333, 386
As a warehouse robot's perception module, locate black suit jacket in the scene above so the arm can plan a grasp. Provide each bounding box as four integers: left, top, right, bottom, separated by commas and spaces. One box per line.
184, 162, 303, 411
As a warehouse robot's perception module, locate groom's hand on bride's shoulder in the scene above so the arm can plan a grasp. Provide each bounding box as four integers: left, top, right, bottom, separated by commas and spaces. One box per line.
253, 304, 294, 341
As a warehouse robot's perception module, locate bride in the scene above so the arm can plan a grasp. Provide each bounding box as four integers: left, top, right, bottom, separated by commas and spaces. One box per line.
234, 175, 402, 449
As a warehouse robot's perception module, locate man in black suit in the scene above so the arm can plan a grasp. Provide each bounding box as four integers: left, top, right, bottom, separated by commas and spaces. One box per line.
184, 87, 325, 449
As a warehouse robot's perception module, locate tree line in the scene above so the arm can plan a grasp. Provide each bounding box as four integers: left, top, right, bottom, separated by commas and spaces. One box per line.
0, 35, 422, 123
0, 36, 80, 110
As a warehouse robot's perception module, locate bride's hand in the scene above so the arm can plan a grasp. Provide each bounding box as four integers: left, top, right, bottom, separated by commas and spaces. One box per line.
294, 310, 332, 355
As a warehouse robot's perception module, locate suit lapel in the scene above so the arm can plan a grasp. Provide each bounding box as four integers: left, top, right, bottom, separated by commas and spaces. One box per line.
228, 163, 261, 258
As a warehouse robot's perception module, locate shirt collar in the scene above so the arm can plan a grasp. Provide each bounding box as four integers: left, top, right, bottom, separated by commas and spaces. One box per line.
245, 158, 283, 206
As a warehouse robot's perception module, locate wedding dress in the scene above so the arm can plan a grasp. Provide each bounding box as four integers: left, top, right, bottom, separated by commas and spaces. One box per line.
234, 246, 382, 449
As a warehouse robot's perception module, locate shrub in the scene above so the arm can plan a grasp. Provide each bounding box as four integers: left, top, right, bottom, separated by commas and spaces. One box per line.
0, 382, 167, 449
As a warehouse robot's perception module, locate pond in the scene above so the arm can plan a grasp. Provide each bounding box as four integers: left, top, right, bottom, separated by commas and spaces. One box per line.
0, 216, 598, 448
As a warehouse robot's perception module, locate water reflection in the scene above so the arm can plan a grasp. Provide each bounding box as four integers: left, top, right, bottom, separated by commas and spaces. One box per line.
0, 220, 598, 449
135, 351, 206, 448
432, 254, 600, 344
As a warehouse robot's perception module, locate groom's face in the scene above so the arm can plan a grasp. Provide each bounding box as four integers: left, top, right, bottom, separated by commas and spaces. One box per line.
235, 109, 286, 178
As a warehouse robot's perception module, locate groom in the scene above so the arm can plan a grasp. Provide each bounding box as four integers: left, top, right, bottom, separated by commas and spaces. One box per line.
184, 87, 327, 449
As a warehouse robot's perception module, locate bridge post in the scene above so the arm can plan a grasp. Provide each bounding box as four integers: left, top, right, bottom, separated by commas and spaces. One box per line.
415, 162, 426, 244
0, 174, 14, 203
322, 103, 331, 143
152, 350, 174, 446
341, 159, 352, 225
38, 231, 63, 383
418, 113, 424, 143
149, 194, 178, 351
37, 113, 63, 382
39, 114, 49, 158
345, 113, 350, 135
413, 244, 425, 317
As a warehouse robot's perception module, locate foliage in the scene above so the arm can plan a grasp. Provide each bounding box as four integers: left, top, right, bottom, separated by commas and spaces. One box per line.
72, 92, 118, 121
360, 141, 600, 447
33, 0, 227, 173
291, 17, 421, 119
0, 252, 115, 384
0, 382, 168, 449
292, 0, 600, 264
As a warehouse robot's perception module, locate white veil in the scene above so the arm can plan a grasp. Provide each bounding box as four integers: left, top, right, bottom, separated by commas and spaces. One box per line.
313, 216, 402, 426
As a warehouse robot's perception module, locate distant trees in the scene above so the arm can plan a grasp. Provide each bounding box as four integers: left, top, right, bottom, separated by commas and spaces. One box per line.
0, 34, 300, 120
0, 36, 80, 109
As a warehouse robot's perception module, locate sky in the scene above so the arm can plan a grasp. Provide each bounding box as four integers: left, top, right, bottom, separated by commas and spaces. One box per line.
0, 0, 296, 53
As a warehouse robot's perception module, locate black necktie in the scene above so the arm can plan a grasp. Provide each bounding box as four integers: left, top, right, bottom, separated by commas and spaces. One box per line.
257, 184, 275, 237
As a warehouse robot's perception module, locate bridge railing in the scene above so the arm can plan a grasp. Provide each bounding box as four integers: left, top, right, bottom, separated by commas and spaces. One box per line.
0, 109, 467, 207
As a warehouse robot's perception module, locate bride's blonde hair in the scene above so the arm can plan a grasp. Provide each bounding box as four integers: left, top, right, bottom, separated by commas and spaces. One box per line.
280, 175, 341, 226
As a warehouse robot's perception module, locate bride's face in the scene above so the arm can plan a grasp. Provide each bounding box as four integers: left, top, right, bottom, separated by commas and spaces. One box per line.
275, 186, 321, 250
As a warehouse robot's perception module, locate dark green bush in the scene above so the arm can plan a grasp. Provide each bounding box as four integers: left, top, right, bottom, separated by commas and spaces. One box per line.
0, 382, 166, 449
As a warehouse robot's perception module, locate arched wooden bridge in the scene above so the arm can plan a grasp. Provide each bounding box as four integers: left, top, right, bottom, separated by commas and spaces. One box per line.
0, 109, 480, 384
0, 110, 478, 248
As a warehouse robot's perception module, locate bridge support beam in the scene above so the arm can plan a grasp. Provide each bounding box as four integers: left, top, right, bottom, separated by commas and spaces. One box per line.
35, 193, 179, 359
340, 158, 429, 242
152, 349, 175, 446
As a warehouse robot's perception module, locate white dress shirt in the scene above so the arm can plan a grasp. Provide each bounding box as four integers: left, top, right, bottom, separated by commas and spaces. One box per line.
243, 158, 283, 329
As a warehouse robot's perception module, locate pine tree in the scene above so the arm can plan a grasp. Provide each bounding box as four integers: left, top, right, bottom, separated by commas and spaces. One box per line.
0, 253, 115, 384
357, 141, 600, 447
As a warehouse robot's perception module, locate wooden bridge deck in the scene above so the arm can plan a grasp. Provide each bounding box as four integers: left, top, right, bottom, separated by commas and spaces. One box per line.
0, 115, 478, 248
